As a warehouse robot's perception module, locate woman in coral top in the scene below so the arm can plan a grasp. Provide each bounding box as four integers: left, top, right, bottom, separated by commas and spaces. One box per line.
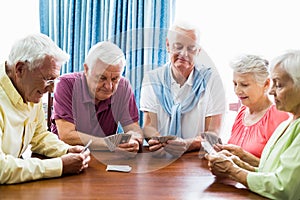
218, 54, 290, 166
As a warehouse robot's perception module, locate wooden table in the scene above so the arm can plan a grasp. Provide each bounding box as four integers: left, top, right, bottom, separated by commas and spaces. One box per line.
0, 149, 267, 200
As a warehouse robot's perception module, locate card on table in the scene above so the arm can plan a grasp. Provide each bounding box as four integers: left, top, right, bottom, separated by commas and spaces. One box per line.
104, 133, 132, 152
106, 165, 132, 173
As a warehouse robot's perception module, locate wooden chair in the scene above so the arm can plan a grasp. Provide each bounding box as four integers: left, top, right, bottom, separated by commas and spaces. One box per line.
47, 92, 53, 131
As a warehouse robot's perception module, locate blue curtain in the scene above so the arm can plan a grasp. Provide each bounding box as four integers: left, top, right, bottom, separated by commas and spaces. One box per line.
39, 0, 176, 127
40, 0, 112, 73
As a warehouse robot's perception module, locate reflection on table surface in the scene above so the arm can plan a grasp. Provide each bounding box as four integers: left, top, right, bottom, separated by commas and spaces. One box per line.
0, 149, 267, 200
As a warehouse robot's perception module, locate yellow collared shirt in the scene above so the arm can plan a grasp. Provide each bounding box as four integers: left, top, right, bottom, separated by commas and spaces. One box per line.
0, 63, 69, 184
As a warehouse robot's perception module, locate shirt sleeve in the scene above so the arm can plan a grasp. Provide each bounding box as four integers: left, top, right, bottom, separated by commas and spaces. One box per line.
247, 122, 300, 200
140, 71, 159, 113
205, 68, 226, 116
31, 101, 69, 156
0, 103, 67, 184
0, 153, 63, 184
116, 78, 139, 127
52, 77, 75, 124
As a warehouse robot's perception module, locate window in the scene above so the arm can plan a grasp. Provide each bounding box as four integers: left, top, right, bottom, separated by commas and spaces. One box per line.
175, 0, 300, 141
0, 1, 39, 62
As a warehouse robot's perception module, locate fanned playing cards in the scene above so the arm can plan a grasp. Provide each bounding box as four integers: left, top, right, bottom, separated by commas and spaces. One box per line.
104, 133, 132, 151
146, 135, 177, 143
201, 140, 217, 154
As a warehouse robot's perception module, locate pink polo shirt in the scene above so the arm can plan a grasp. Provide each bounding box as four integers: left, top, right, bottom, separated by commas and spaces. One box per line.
228, 105, 290, 158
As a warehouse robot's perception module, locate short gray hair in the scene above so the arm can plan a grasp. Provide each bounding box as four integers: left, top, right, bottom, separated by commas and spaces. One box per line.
85, 41, 126, 75
167, 20, 201, 45
270, 50, 300, 87
7, 33, 69, 70
230, 54, 269, 86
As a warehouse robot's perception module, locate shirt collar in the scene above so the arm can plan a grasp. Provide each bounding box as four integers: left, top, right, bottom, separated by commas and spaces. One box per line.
0, 62, 33, 108
80, 74, 94, 104
170, 64, 195, 87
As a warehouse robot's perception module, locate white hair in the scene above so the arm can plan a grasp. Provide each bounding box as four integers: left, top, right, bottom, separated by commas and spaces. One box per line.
230, 54, 269, 86
7, 33, 69, 70
85, 41, 126, 74
167, 20, 201, 45
270, 50, 300, 87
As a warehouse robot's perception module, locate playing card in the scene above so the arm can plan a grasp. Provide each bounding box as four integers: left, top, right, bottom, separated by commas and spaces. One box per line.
201, 140, 217, 154
104, 137, 115, 151
151, 135, 177, 143
200, 132, 222, 145
118, 134, 132, 144
104, 133, 132, 152
106, 165, 132, 172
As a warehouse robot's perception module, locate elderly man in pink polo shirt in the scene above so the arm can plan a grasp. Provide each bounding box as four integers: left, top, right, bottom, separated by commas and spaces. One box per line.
51, 41, 143, 155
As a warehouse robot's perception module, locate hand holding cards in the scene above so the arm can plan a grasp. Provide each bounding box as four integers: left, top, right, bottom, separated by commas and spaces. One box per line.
104, 133, 132, 152
201, 132, 222, 145
81, 139, 92, 153
147, 135, 177, 143
201, 140, 217, 154
200, 132, 222, 156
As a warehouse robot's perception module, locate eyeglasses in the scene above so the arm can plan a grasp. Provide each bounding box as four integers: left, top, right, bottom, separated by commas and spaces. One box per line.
171, 43, 198, 54
38, 67, 59, 87
24, 60, 59, 86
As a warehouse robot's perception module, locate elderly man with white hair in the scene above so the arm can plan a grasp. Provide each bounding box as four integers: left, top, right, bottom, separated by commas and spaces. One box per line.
0, 33, 90, 184
51, 41, 143, 155
140, 21, 226, 157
